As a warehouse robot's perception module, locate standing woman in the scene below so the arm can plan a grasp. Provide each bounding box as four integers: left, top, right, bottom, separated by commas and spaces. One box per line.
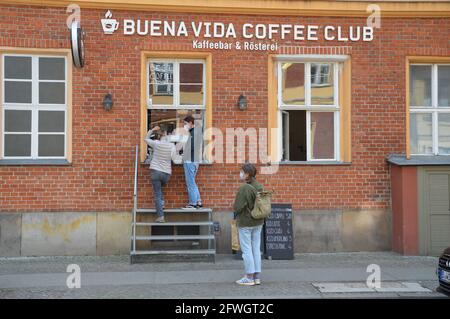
233, 163, 265, 286
180, 115, 203, 209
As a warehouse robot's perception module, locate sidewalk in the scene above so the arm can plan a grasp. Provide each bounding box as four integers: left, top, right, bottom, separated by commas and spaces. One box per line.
0, 252, 447, 299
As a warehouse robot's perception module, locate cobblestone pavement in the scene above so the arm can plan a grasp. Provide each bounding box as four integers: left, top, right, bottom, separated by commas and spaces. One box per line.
0, 252, 448, 299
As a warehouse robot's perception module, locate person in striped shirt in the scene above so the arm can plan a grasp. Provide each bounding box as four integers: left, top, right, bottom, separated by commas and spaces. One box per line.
144, 126, 179, 223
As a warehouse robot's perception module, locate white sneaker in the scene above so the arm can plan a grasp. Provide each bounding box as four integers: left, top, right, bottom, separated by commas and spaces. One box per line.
181, 204, 196, 210
254, 278, 261, 285
155, 216, 165, 223
235, 277, 255, 286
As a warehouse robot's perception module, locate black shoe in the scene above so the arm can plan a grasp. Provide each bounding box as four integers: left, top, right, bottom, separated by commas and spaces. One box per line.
196, 203, 203, 209
182, 204, 196, 210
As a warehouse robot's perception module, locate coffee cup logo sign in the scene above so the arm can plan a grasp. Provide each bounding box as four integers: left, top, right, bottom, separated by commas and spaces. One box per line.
101, 10, 119, 34
100, 11, 375, 51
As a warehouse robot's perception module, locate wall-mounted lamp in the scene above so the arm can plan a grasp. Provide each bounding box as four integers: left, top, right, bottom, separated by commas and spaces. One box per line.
237, 94, 247, 111
103, 93, 113, 111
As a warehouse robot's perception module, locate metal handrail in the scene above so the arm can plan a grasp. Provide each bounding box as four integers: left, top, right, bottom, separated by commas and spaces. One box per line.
133, 145, 139, 205
132, 145, 139, 253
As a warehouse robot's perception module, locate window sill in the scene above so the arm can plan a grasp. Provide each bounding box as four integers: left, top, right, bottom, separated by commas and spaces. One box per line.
140, 161, 349, 166
175, 161, 213, 165
274, 161, 351, 165
0, 159, 71, 166
140, 161, 213, 166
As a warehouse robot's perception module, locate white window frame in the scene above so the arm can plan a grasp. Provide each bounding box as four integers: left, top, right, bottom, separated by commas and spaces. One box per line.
410, 63, 450, 156
276, 55, 342, 162
147, 58, 206, 110
1, 54, 68, 160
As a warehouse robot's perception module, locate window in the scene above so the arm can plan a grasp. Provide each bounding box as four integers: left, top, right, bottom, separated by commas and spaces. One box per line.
146, 59, 206, 161
2, 54, 67, 159
278, 61, 339, 161
148, 59, 205, 109
409, 64, 450, 155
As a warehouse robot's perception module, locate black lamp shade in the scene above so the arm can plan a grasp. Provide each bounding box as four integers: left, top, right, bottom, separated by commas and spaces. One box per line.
103, 93, 113, 111
238, 94, 247, 110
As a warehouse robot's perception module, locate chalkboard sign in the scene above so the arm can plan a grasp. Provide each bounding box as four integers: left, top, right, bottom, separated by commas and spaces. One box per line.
264, 203, 294, 260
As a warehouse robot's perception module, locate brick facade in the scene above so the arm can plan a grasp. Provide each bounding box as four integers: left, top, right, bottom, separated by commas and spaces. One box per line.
0, 4, 449, 214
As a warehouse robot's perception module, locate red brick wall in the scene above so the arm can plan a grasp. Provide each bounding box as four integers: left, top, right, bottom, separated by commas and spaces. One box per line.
390, 165, 419, 255
0, 5, 449, 212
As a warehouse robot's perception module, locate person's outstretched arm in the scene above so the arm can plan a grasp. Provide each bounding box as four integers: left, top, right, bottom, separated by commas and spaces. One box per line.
144, 126, 160, 148
170, 144, 182, 164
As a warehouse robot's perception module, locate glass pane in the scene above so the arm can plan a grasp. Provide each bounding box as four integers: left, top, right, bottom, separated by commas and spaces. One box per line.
410, 113, 433, 154
311, 63, 334, 105
149, 62, 173, 106
4, 81, 32, 103
39, 82, 65, 104
410, 65, 432, 107
438, 113, 450, 154
281, 63, 305, 105
438, 65, 450, 107
148, 109, 204, 136
39, 111, 65, 132
4, 56, 31, 79
39, 57, 65, 80
310, 112, 334, 159
38, 135, 65, 157
180, 63, 203, 84
146, 109, 204, 161
180, 84, 203, 105
4, 134, 31, 157
5, 110, 31, 132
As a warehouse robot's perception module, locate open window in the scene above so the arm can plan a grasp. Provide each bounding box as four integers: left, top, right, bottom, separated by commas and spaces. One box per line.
278, 61, 340, 162
145, 58, 206, 163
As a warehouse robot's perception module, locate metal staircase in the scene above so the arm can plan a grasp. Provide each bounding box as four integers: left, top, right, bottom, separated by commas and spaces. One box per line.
130, 146, 216, 263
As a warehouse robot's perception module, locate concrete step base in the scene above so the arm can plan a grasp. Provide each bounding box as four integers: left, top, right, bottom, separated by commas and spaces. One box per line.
130, 252, 215, 263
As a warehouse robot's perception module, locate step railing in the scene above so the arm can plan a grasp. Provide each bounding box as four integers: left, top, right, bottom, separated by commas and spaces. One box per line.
130, 144, 215, 262
132, 144, 139, 254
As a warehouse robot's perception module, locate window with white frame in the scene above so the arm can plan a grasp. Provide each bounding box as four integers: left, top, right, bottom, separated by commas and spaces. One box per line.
146, 59, 206, 161
2, 55, 67, 159
409, 64, 450, 155
277, 61, 340, 161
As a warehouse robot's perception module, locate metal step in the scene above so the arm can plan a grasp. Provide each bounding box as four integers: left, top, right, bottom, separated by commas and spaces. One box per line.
133, 221, 214, 226
136, 208, 212, 213
131, 249, 215, 255
135, 235, 215, 241
131, 252, 215, 263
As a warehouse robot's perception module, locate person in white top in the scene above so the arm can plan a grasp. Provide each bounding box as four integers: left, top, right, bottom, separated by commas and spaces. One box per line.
144, 126, 179, 223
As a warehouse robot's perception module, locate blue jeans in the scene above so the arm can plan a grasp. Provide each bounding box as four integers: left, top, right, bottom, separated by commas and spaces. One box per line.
150, 169, 170, 217
183, 162, 201, 205
238, 225, 263, 275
